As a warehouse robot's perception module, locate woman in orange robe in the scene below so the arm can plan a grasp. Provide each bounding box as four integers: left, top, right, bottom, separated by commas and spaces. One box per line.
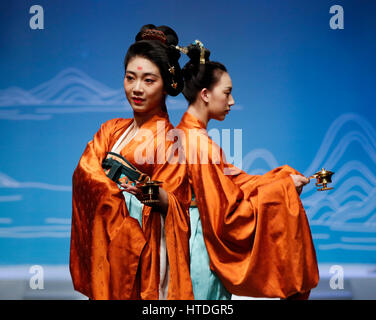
176, 42, 319, 299
69, 25, 194, 300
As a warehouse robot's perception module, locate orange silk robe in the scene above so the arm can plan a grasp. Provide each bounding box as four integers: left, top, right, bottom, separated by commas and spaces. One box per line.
177, 111, 319, 299
70, 111, 193, 300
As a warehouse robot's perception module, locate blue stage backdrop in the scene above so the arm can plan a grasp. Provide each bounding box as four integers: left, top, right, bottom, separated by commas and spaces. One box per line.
1, 0, 375, 265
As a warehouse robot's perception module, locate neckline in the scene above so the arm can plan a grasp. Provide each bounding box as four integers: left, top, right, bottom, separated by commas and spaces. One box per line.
182, 111, 207, 129
111, 121, 136, 153
112, 110, 170, 154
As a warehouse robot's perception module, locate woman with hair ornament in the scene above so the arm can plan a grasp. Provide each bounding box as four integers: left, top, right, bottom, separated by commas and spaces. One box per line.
176, 41, 319, 300
70, 24, 194, 300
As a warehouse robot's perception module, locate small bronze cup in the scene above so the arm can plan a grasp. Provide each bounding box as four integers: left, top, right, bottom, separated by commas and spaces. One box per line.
309, 168, 334, 191
139, 180, 162, 206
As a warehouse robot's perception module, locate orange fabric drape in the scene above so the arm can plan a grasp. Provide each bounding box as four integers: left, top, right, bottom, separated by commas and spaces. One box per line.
70, 111, 193, 300
177, 111, 319, 299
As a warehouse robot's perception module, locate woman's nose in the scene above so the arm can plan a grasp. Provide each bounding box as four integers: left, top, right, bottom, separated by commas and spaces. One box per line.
133, 80, 143, 94
229, 94, 235, 106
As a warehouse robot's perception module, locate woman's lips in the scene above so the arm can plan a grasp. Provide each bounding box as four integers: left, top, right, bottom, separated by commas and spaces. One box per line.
132, 97, 144, 105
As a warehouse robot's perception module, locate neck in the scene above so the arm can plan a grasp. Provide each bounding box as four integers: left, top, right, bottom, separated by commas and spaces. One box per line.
187, 102, 209, 128
132, 105, 165, 129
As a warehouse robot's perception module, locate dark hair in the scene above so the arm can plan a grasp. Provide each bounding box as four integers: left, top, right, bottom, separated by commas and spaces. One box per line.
182, 44, 227, 104
124, 24, 184, 98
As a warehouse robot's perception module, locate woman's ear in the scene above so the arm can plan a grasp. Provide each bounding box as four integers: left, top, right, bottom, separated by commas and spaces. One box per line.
200, 88, 210, 103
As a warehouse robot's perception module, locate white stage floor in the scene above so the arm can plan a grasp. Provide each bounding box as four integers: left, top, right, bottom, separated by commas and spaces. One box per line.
0, 264, 375, 300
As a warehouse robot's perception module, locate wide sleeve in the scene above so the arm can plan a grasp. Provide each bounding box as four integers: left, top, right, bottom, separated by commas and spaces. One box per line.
224, 162, 261, 198
70, 118, 147, 300
243, 166, 319, 299
188, 132, 319, 299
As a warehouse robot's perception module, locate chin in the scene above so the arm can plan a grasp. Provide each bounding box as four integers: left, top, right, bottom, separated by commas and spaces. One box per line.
131, 104, 149, 113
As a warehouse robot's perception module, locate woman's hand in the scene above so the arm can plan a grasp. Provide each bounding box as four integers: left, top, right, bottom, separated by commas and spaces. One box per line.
290, 174, 310, 195
120, 182, 143, 200
120, 182, 169, 214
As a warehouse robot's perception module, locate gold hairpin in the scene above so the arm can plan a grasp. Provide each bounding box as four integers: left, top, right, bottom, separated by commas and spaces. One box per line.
175, 45, 188, 55
168, 65, 175, 75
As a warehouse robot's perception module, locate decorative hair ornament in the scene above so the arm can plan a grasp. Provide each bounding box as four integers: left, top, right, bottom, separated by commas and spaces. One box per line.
175, 45, 189, 55
171, 81, 178, 89
141, 29, 167, 43
167, 64, 177, 89
175, 40, 207, 64
168, 65, 175, 75
193, 40, 206, 64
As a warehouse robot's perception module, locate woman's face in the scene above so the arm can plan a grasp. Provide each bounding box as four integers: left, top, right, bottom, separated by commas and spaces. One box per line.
206, 72, 235, 121
124, 56, 166, 115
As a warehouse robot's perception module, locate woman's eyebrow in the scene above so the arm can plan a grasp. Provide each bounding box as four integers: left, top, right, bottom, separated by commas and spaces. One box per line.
126, 70, 160, 78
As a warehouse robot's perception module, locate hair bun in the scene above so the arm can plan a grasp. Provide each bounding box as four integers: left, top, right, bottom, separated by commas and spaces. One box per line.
181, 42, 211, 81
186, 42, 211, 65
135, 24, 179, 47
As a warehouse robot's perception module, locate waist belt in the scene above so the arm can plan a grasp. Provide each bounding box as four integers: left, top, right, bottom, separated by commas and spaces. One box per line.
102, 151, 150, 184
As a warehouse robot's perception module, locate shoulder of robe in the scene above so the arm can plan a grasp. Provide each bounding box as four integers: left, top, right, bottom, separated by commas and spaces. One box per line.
97, 117, 133, 135
101, 117, 131, 129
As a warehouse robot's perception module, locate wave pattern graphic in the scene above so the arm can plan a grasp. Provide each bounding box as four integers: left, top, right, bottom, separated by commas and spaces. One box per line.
0, 217, 71, 238
0, 68, 188, 120
0, 225, 70, 238
0, 172, 71, 192
241, 113, 376, 251
242, 148, 279, 175
0, 109, 52, 121
0, 195, 22, 202
0, 68, 124, 106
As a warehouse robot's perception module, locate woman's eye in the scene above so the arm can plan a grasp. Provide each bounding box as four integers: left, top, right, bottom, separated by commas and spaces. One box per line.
145, 79, 155, 84
125, 75, 134, 81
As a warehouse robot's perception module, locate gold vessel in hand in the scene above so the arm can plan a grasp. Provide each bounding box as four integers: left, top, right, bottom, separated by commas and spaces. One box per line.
139, 180, 162, 205
309, 168, 334, 191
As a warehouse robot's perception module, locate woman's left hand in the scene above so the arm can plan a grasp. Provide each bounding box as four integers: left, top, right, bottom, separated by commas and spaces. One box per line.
290, 174, 310, 195
120, 182, 169, 214
120, 182, 144, 202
